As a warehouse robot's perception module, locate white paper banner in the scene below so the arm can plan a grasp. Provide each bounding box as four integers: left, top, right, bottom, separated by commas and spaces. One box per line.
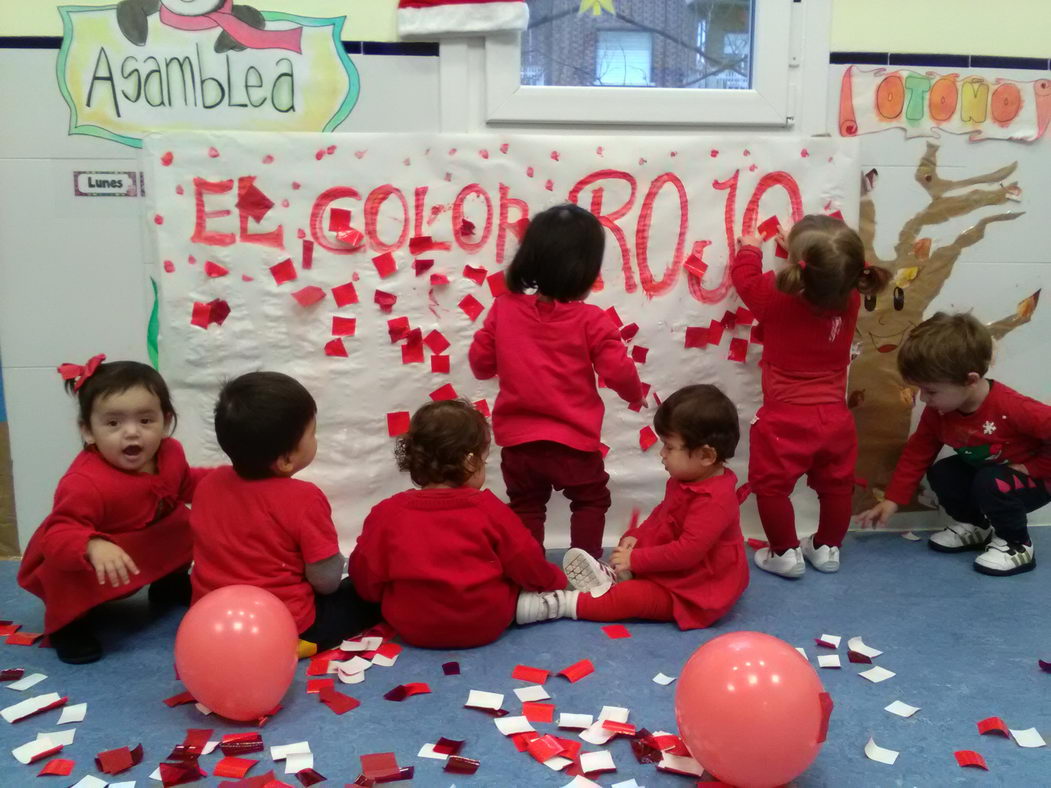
144, 132, 859, 548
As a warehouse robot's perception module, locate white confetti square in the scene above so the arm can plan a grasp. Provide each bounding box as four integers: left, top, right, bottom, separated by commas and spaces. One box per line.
6, 672, 46, 692
558, 713, 593, 729
847, 636, 884, 659
465, 689, 504, 710
817, 634, 841, 648
859, 666, 896, 683
652, 673, 676, 685
514, 685, 550, 702
818, 654, 841, 669
864, 736, 898, 765
884, 700, 919, 718
1010, 728, 1046, 748
494, 715, 534, 736
579, 750, 616, 773
58, 702, 87, 724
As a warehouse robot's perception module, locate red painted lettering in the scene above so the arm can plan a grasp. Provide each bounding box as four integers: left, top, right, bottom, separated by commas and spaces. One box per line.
568, 169, 638, 293
635, 173, 688, 297
364, 185, 409, 254
191, 177, 235, 246
452, 183, 493, 254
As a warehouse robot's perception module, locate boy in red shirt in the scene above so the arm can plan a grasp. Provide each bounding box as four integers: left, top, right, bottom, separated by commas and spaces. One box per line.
859, 313, 1051, 576
191, 372, 379, 650
517, 385, 749, 629
350, 399, 567, 648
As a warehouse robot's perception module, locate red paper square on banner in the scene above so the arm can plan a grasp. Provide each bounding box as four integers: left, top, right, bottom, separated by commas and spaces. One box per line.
329, 208, 351, 232
750, 323, 765, 344
728, 338, 749, 363
402, 341, 425, 365
735, 306, 755, 325
684, 327, 707, 349
459, 294, 484, 321
487, 271, 508, 297
269, 258, 297, 285
372, 252, 397, 279
463, 265, 487, 285
430, 272, 450, 286
602, 624, 631, 639
38, 758, 75, 777
631, 346, 648, 364
414, 258, 434, 276
707, 319, 725, 346
827, 209, 844, 221
684, 253, 708, 278
757, 216, 781, 240
331, 281, 359, 307
602, 719, 636, 736
620, 322, 639, 342
387, 316, 411, 342
302, 239, 314, 270
604, 306, 622, 327
292, 286, 326, 307
424, 329, 450, 354
374, 290, 397, 313
323, 338, 347, 358
213, 756, 258, 778
387, 412, 410, 437
410, 235, 441, 255
431, 355, 450, 374
331, 317, 356, 337
954, 750, 988, 770
522, 702, 556, 723
512, 665, 549, 684
204, 260, 229, 278
639, 427, 658, 452
774, 240, 789, 259
558, 659, 594, 683
430, 384, 458, 401
474, 399, 491, 418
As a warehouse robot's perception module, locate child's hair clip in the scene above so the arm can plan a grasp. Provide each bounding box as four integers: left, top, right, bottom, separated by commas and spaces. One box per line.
797, 259, 807, 270
57, 353, 106, 391
863, 260, 871, 269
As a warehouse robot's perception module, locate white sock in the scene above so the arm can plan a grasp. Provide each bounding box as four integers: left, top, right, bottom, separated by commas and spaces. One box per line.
564, 590, 579, 619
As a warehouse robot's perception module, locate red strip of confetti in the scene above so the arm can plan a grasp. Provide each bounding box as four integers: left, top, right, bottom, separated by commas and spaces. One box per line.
444, 756, 480, 774
213, 756, 258, 778
601, 624, 631, 639
319, 686, 360, 715
463, 265, 487, 285
430, 384, 458, 401
522, 702, 555, 723
386, 411, 410, 437
558, 659, 594, 683
38, 758, 75, 776
459, 294, 484, 321
977, 717, 1009, 736
512, 665, 549, 684
163, 691, 196, 708
269, 258, 297, 285
639, 427, 657, 452
954, 750, 988, 770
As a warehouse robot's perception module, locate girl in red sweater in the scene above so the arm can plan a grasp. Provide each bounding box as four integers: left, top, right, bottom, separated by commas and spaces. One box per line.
349, 399, 567, 649
469, 204, 645, 558
732, 215, 889, 578
516, 385, 749, 629
18, 357, 205, 663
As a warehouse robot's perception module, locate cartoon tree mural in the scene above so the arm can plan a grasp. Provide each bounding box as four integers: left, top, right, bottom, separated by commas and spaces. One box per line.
850, 141, 1041, 510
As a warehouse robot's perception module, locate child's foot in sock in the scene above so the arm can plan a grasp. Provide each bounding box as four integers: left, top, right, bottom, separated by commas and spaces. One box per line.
562, 548, 618, 594
51, 618, 102, 665
515, 589, 578, 625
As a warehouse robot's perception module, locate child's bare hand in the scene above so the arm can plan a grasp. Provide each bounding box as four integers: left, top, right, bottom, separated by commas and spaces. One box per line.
618, 536, 638, 550
611, 545, 633, 573
855, 500, 898, 530
86, 538, 140, 587
737, 234, 763, 250
774, 229, 788, 249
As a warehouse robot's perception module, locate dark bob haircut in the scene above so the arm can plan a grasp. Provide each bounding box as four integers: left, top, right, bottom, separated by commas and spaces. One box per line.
653, 384, 740, 462
70, 360, 176, 432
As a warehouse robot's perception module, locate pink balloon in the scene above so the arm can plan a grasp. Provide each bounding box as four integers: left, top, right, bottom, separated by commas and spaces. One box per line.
675, 632, 832, 788
174, 585, 298, 722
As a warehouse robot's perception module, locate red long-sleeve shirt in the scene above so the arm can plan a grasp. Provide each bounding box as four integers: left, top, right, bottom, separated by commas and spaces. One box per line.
623, 469, 749, 630
469, 293, 644, 452
17, 439, 205, 633
731, 244, 859, 405
885, 381, 1051, 505
349, 487, 567, 648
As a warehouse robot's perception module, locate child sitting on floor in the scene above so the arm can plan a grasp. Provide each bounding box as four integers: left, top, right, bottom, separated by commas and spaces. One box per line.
517, 384, 749, 629
190, 371, 379, 651
349, 399, 567, 648
19, 356, 204, 664
858, 313, 1050, 576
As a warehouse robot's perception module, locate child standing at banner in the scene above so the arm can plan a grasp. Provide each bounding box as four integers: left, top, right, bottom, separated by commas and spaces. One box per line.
191, 372, 380, 652
516, 385, 749, 629
733, 215, 889, 578
18, 357, 203, 664
469, 204, 646, 557
350, 399, 567, 648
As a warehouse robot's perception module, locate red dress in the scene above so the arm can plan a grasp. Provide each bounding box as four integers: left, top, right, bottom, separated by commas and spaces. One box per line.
350, 487, 567, 648
18, 439, 204, 633
619, 470, 749, 629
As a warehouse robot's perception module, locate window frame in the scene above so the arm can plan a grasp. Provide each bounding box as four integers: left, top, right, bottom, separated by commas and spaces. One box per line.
484, 0, 796, 127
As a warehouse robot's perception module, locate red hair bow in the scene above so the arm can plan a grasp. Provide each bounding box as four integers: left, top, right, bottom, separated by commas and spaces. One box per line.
57, 354, 106, 392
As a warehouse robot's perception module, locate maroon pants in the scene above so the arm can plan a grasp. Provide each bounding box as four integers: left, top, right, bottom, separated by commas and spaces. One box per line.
501, 441, 610, 557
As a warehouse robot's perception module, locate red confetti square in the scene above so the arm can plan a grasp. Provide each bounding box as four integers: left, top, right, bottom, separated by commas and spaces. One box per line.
163, 691, 195, 707
602, 719, 636, 736
459, 294, 484, 321
707, 319, 725, 346
757, 216, 781, 240
487, 271, 508, 297
558, 658, 594, 683
442, 661, 460, 675
775, 240, 789, 259
306, 678, 335, 694
324, 338, 348, 358
38, 758, 75, 777
620, 322, 639, 342
413, 259, 434, 276
302, 239, 314, 270
292, 286, 326, 307
386, 411, 410, 437
728, 337, 748, 363
444, 756, 480, 775
473, 399, 491, 418
375, 290, 398, 313
750, 323, 765, 344
430, 384, 458, 401
331, 281, 359, 307
602, 624, 631, 639
431, 355, 450, 374
684, 327, 707, 349
213, 756, 258, 778
95, 743, 143, 775
827, 209, 844, 221
430, 272, 450, 286
409, 235, 441, 255
331, 317, 357, 337
977, 717, 1009, 736
204, 260, 229, 278
639, 427, 658, 452
360, 752, 400, 780
604, 306, 622, 327
735, 306, 755, 325
954, 750, 988, 770
159, 761, 206, 785
269, 258, 297, 285
631, 346, 648, 364
6, 631, 43, 646
512, 664, 549, 684
329, 208, 351, 232
387, 316, 411, 342
527, 734, 565, 763
424, 329, 450, 354
463, 265, 487, 285
296, 767, 327, 786
373, 252, 397, 279
522, 702, 555, 723
684, 253, 708, 278
402, 341, 425, 365
319, 685, 360, 715
433, 738, 464, 756
0, 668, 24, 681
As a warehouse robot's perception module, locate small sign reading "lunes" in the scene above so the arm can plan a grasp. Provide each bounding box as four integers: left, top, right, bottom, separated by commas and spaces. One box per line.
73, 171, 140, 197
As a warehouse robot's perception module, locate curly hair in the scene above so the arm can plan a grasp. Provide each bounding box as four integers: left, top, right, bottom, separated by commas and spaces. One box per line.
396, 399, 491, 487
653, 384, 740, 461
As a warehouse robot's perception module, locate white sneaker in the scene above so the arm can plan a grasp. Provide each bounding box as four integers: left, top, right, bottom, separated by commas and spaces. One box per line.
928, 522, 993, 553
754, 546, 805, 579
973, 537, 1035, 576
562, 548, 618, 594
801, 536, 840, 573
515, 589, 578, 625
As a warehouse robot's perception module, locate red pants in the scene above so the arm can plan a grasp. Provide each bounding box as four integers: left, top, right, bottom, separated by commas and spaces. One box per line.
749, 403, 856, 554
575, 579, 675, 622
501, 441, 610, 557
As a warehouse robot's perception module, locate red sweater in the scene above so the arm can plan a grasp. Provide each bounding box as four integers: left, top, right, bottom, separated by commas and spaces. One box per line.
18, 439, 203, 633
623, 469, 749, 630
469, 293, 644, 452
190, 467, 341, 632
731, 245, 859, 405
885, 381, 1051, 505
349, 487, 567, 648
